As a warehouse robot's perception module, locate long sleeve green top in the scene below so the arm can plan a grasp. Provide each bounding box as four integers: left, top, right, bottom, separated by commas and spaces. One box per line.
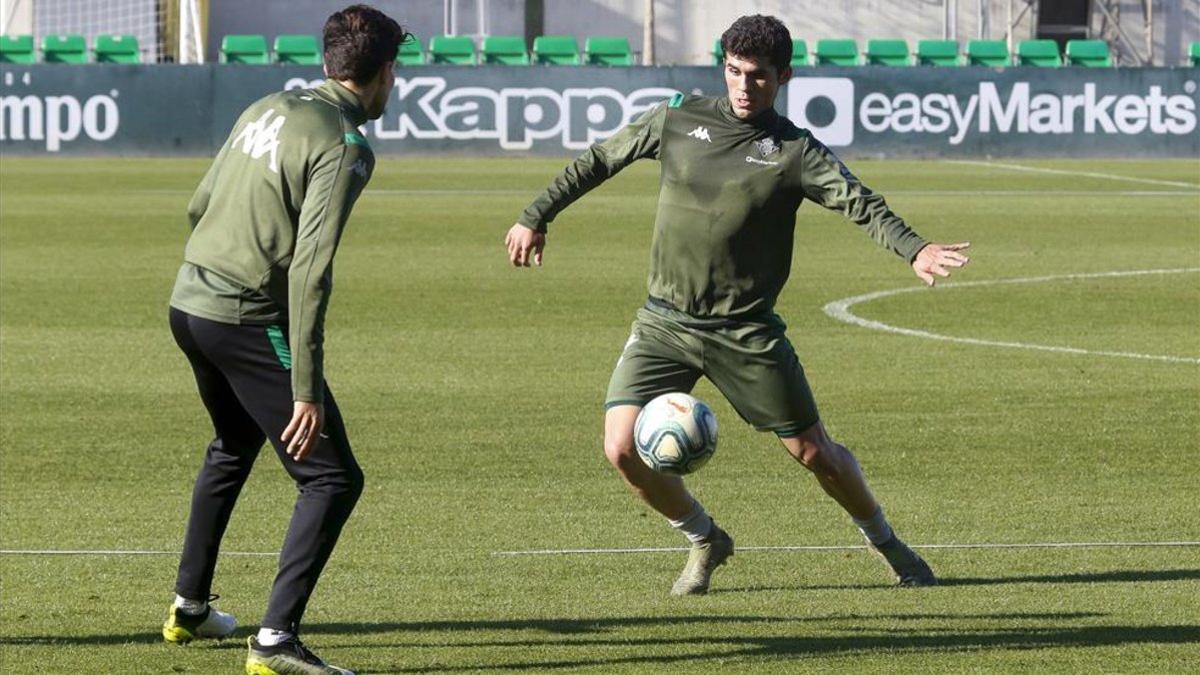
169, 80, 375, 403
518, 94, 927, 322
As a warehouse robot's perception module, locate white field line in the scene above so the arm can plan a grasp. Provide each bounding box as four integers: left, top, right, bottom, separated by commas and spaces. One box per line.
128, 188, 532, 196
2, 542, 1196, 559
493, 541, 1200, 556
822, 268, 1200, 365
366, 189, 532, 196
947, 160, 1200, 190
883, 190, 1200, 197
127, 188, 1200, 198
0, 549, 276, 557
364, 189, 1200, 197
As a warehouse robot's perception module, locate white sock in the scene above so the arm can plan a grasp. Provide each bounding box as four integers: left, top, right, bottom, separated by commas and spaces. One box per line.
174, 594, 207, 615
668, 498, 714, 544
853, 506, 895, 546
257, 628, 294, 646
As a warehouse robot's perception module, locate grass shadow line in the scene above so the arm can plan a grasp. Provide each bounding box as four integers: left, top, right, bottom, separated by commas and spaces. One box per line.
367, 624, 1200, 673
716, 568, 1200, 592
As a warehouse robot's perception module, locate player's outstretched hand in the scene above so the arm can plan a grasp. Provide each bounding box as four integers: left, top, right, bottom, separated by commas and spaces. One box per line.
282, 401, 325, 462
505, 223, 545, 267
912, 242, 970, 286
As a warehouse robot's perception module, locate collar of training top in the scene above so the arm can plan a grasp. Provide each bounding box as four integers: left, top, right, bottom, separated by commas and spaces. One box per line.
315, 79, 369, 127
716, 95, 780, 131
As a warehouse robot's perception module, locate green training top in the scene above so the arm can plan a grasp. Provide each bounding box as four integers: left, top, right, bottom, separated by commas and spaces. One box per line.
518, 94, 927, 322
170, 80, 375, 403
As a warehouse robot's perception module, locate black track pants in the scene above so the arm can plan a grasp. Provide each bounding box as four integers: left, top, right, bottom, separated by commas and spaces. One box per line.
169, 307, 363, 633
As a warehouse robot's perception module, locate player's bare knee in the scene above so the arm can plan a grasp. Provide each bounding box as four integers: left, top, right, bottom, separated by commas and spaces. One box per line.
602, 434, 638, 471
790, 438, 821, 470
792, 437, 848, 477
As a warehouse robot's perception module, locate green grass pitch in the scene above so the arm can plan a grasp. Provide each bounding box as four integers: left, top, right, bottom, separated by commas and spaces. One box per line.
1, 156, 1198, 673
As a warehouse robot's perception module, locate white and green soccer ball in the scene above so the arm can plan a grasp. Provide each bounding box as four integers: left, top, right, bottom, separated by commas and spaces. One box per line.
634, 393, 718, 475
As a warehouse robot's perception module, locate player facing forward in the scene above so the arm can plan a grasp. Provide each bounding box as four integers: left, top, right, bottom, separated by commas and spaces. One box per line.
163, 6, 406, 674
505, 15, 969, 594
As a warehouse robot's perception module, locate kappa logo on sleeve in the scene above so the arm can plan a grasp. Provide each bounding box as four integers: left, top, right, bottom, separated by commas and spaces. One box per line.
350, 158, 369, 178
233, 108, 286, 173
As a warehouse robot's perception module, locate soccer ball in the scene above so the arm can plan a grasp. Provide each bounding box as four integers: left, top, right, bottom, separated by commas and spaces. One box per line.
634, 393, 718, 475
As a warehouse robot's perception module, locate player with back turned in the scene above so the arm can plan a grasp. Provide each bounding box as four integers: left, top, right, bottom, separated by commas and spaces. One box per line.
505, 15, 969, 594
162, 6, 407, 674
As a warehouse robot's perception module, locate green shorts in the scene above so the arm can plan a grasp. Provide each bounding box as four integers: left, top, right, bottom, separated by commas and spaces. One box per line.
605, 307, 820, 437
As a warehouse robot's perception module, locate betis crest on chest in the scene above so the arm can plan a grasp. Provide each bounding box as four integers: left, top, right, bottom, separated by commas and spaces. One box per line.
754, 136, 780, 158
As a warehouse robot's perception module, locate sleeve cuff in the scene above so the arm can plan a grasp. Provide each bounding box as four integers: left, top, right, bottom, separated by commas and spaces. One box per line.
291, 377, 324, 404
516, 214, 547, 234
903, 239, 929, 264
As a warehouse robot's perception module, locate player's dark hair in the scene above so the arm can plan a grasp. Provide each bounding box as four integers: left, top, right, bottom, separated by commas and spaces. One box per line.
323, 4, 410, 84
720, 14, 792, 71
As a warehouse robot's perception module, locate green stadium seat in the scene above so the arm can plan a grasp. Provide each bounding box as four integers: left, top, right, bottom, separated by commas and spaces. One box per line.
221, 35, 269, 64
274, 34, 321, 65
1188, 41, 1199, 66
482, 35, 528, 65
966, 39, 1010, 66
791, 39, 808, 66
1016, 39, 1060, 67
42, 34, 87, 64
533, 35, 579, 65
814, 39, 859, 66
866, 39, 910, 66
713, 38, 723, 65
916, 39, 960, 66
429, 35, 475, 65
1064, 39, 1112, 67
585, 36, 633, 65
396, 35, 424, 65
94, 34, 140, 63
0, 34, 35, 63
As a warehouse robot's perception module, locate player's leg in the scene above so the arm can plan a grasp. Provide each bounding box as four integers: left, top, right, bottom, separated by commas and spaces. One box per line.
702, 316, 934, 586
246, 391, 360, 675
778, 422, 877, 520
603, 405, 692, 520
604, 309, 733, 595
257, 389, 363, 633
165, 308, 260, 643
779, 423, 935, 586
190, 316, 362, 670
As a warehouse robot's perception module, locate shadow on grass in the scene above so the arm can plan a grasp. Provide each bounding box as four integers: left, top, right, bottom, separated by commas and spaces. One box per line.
362, 624, 1200, 673
939, 568, 1200, 587
721, 568, 1200, 592
0, 612, 1103, 648
0, 629, 253, 648
0, 633, 167, 647
300, 610, 1107, 635
4, 608, 1196, 672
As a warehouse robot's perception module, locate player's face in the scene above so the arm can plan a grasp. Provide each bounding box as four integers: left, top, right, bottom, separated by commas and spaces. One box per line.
723, 54, 791, 119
